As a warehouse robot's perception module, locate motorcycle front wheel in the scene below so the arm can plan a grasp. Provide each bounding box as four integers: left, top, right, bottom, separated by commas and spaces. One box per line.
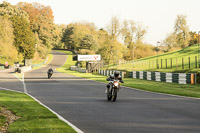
112, 89, 117, 102
48, 74, 51, 79
107, 89, 112, 101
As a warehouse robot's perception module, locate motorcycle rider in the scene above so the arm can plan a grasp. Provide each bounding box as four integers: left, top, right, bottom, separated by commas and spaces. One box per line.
47, 68, 53, 78
105, 71, 124, 93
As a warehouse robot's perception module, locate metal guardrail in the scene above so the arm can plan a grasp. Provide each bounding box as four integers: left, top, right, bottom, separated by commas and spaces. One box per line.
130, 71, 195, 84
97, 69, 195, 85
70, 66, 87, 73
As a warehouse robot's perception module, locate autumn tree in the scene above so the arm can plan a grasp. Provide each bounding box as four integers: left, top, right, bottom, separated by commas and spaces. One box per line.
163, 15, 191, 51
174, 15, 190, 48
0, 16, 18, 63
52, 24, 66, 49
18, 2, 56, 58
106, 16, 121, 40
163, 33, 177, 51
0, 2, 35, 60
120, 19, 147, 60
189, 31, 198, 46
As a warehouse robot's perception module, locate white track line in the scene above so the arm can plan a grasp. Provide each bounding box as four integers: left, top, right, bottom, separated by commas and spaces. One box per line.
11, 58, 84, 133
27, 93, 84, 133
0, 85, 84, 133
0, 87, 24, 94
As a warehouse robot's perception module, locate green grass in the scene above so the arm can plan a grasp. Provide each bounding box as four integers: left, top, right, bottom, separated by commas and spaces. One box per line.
0, 90, 76, 133
56, 50, 200, 98
0, 114, 6, 131
54, 50, 77, 69
108, 44, 200, 73
54, 50, 74, 55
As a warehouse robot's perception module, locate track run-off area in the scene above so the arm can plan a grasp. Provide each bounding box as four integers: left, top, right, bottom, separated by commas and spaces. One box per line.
1, 51, 200, 133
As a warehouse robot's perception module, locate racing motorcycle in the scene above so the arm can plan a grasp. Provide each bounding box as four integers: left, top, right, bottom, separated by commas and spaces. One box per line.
107, 80, 120, 102
47, 69, 53, 79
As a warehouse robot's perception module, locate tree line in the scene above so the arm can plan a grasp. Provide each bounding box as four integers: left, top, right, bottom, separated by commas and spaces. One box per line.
0, 2, 198, 65
0, 2, 61, 64
61, 18, 157, 64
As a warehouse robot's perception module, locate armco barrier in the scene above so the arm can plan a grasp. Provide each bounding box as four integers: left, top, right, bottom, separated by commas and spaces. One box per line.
131, 71, 195, 84
70, 66, 87, 73
98, 69, 125, 78
98, 69, 195, 84
0, 66, 4, 69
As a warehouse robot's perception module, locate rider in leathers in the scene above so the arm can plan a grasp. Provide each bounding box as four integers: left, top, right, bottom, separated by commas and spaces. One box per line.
47, 68, 53, 76
105, 71, 124, 93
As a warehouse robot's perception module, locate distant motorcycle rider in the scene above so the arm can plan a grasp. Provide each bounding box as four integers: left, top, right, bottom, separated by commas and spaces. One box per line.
47, 68, 53, 78
105, 71, 124, 93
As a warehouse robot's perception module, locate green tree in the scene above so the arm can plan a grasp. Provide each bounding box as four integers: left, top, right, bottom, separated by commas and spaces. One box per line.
11, 16, 36, 59
80, 34, 97, 50
18, 2, 56, 58
62, 22, 95, 50
62, 25, 76, 49
97, 35, 124, 64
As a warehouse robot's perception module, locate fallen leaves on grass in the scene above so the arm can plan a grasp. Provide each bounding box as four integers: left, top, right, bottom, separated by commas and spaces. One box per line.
0, 107, 20, 133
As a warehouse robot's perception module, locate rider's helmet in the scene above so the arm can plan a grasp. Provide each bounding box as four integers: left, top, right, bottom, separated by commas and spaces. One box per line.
114, 71, 120, 77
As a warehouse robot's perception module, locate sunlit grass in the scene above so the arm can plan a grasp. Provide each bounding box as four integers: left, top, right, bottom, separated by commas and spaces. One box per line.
0, 90, 76, 133
0, 114, 6, 131
108, 44, 200, 73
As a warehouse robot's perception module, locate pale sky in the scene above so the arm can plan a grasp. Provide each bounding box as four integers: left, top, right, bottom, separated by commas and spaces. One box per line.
2, 0, 200, 45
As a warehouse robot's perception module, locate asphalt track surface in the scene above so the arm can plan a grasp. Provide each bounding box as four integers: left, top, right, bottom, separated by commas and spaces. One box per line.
1, 51, 200, 133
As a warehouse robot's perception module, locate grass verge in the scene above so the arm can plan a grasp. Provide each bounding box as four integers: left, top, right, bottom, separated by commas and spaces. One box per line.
0, 114, 6, 131
56, 50, 200, 98
0, 90, 76, 133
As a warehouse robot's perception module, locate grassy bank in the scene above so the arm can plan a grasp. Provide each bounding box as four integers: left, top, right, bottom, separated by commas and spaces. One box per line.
56, 50, 200, 98
108, 44, 200, 73
0, 90, 76, 133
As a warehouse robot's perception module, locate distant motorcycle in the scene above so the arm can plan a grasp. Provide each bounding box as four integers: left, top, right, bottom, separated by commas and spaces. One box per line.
47, 68, 53, 79
107, 80, 120, 102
